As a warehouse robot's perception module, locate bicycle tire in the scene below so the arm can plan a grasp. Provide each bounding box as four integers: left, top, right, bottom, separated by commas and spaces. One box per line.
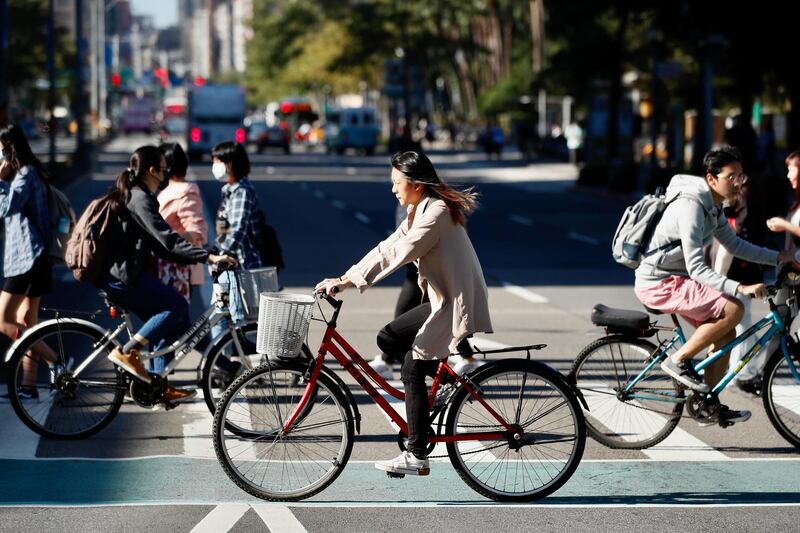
7, 320, 126, 439
445, 359, 586, 502
571, 336, 684, 449
213, 360, 354, 501
762, 350, 800, 448
200, 322, 313, 415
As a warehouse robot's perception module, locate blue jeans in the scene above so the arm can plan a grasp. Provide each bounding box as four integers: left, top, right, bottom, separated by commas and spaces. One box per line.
96, 272, 190, 372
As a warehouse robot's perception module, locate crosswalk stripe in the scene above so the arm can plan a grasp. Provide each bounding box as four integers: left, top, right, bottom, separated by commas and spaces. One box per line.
252, 504, 308, 532
182, 393, 216, 459
771, 385, 800, 417
189, 503, 250, 533
0, 385, 41, 460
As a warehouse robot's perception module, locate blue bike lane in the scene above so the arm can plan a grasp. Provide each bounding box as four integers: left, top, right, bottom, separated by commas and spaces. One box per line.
2, 457, 800, 506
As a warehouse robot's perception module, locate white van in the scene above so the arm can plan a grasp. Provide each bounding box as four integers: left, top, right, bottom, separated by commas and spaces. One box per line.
186, 85, 247, 160
324, 107, 379, 155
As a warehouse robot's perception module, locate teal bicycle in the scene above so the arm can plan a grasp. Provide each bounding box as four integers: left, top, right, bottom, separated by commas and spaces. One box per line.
570, 270, 800, 450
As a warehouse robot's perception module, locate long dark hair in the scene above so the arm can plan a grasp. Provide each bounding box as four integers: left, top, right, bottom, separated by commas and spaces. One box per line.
0, 123, 49, 180
105, 145, 163, 206
391, 151, 479, 226
160, 142, 188, 178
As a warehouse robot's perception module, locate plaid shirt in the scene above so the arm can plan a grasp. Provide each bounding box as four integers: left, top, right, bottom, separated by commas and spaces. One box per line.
0, 166, 50, 277
215, 177, 262, 269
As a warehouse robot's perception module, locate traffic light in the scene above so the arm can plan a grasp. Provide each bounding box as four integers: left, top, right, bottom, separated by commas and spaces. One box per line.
110, 72, 121, 87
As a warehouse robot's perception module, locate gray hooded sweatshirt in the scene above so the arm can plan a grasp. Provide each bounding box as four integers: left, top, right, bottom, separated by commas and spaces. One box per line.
634, 174, 778, 297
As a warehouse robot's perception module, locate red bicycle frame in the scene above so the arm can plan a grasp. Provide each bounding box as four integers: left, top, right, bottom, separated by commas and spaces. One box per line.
281, 297, 514, 444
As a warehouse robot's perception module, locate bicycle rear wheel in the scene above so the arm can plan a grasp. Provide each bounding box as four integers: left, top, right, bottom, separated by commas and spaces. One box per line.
571, 336, 684, 449
762, 350, 800, 448
445, 359, 585, 502
7, 320, 126, 439
213, 361, 354, 501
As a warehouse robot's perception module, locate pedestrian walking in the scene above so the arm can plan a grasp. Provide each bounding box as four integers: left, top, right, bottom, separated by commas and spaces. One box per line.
0, 124, 58, 400
316, 150, 493, 476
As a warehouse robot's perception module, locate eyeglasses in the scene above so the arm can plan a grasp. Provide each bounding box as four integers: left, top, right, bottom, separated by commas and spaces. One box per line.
160, 166, 171, 174
718, 172, 748, 184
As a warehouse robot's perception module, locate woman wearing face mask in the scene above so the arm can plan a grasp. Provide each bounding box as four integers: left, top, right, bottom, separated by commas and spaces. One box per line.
0, 124, 59, 401
96, 145, 237, 402
210, 140, 262, 344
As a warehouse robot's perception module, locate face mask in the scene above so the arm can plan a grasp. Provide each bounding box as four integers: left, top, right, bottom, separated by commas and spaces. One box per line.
212, 162, 227, 181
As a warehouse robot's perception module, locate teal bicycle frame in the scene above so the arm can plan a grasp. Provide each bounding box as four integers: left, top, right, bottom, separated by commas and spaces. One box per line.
623, 297, 800, 402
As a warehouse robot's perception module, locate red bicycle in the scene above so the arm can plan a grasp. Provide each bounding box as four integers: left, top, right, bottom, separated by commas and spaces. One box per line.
213, 292, 586, 502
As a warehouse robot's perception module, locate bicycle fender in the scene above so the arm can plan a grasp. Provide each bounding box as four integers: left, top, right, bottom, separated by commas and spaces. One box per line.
318, 364, 362, 434
4, 317, 114, 364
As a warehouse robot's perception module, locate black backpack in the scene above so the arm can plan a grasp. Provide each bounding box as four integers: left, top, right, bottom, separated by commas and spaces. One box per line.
251, 208, 285, 272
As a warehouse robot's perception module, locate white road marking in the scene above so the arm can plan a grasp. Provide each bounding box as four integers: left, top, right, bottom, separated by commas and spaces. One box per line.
568, 232, 601, 246
331, 200, 346, 210
771, 384, 800, 417
345, 167, 357, 175
266, 166, 276, 175
189, 503, 250, 533
182, 393, 215, 459
501, 282, 549, 304
312, 190, 325, 199
581, 387, 727, 461
252, 504, 308, 532
0, 385, 41, 459
508, 214, 534, 226
354, 212, 371, 225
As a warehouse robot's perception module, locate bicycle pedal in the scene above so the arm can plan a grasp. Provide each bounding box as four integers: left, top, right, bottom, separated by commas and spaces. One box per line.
386, 472, 405, 479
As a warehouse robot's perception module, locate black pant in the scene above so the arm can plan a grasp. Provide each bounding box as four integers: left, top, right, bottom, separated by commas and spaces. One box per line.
376, 302, 473, 458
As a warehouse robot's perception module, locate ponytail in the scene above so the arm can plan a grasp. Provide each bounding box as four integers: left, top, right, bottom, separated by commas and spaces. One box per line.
104, 145, 162, 207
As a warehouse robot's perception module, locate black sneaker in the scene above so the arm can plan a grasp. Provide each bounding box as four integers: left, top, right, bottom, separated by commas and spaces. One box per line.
660, 357, 710, 392
697, 405, 751, 427
735, 375, 762, 397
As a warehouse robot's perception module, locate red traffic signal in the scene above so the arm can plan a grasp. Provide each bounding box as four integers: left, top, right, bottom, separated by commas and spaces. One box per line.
110, 72, 121, 87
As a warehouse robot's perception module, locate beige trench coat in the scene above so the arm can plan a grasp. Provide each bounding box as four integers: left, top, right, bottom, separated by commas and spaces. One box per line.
346, 196, 493, 360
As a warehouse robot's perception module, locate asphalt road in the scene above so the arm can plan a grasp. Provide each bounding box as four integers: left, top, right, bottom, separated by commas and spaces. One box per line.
0, 134, 798, 532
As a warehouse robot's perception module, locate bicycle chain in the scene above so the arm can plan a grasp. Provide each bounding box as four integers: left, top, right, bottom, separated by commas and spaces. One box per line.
588, 386, 711, 421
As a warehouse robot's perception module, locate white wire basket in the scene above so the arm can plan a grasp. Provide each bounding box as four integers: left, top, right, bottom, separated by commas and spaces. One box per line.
256, 292, 315, 360
239, 267, 279, 320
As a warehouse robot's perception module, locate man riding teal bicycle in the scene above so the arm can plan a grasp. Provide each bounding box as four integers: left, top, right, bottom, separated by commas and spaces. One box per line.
634, 146, 796, 425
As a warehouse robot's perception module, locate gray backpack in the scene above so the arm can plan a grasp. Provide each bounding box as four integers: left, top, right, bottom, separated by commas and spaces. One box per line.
611, 188, 679, 268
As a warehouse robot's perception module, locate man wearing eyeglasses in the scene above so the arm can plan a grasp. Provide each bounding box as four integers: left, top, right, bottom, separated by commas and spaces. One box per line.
633, 146, 796, 426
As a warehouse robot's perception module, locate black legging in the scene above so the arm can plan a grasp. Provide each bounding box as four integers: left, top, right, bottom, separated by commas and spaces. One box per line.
377, 302, 473, 458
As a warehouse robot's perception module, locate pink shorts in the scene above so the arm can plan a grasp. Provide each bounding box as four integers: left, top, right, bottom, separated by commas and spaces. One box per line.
634, 276, 735, 327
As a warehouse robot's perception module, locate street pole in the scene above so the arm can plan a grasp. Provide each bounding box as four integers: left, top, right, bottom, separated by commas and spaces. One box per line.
89, 0, 97, 138
98, 0, 107, 133
0, 0, 8, 125
74, 0, 85, 152
46, 0, 56, 165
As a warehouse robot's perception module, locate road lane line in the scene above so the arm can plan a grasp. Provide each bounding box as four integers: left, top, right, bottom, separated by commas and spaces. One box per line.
581, 386, 727, 461
354, 212, 371, 225
313, 190, 325, 199
568, 232, 601, 246
189, 503, 250, 533
182, 393, 216, 459
331, 200, 346, 210
501, 282, 549, 303
252, 504, 308, 532
771, 385, 800, 416
508, 214, 534, 226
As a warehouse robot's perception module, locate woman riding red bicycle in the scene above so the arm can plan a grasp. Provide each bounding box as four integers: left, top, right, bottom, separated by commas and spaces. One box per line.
316, 150, 493, 476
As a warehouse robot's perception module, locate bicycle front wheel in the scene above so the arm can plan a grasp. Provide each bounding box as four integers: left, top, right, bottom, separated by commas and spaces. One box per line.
445, 359, 586, 502
7, 320, 126, 439
213, 361, 354, 501
571, 336, 684, 449
762, 350, 800, 448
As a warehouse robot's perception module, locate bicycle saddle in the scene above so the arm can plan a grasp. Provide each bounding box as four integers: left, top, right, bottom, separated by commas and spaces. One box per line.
591, 304, 651, 334
97, 290, 130, 313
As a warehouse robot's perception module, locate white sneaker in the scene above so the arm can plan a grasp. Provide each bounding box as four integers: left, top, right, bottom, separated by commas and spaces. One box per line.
368, 355, 393, 380
375, 450, 430, 476
453, 356, 485, 376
